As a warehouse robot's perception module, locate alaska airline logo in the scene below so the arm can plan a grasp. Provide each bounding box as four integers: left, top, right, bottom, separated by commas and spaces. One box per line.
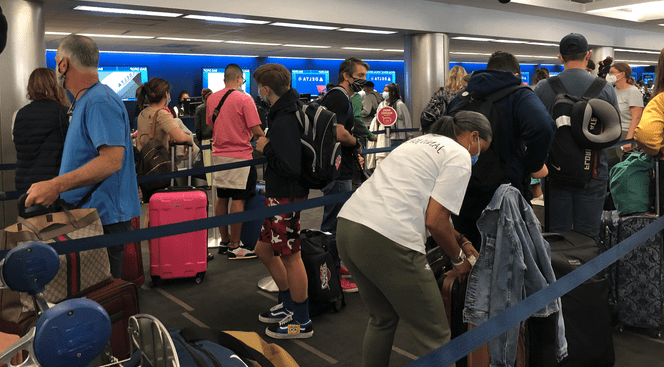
320, 263, 331, 290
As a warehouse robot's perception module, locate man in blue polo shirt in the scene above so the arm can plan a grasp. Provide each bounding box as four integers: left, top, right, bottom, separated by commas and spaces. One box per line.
25, 35, 141, 278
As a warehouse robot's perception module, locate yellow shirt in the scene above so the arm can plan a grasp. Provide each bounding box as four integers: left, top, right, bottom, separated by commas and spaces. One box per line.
635, 93, 664, 156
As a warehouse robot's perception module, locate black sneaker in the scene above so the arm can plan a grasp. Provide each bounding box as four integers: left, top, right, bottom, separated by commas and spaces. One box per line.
218, 241, 230, 254
259, 303, 293, 324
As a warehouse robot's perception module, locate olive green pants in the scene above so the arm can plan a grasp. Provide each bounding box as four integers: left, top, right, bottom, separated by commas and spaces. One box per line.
337, 218, 454, 367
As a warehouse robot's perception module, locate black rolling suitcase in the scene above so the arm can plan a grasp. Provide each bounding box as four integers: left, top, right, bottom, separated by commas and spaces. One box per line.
529, 231, 615, 367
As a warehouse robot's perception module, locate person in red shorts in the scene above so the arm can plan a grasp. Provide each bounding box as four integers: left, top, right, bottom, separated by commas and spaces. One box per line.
253, 63, 312, 339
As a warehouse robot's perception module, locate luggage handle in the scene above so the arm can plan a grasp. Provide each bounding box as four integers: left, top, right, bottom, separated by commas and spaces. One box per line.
170, 142, 194, 187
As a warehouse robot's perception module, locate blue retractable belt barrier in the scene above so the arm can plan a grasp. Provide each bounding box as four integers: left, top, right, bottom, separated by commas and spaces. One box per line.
0, 191, 353, 259
407, 214, 664, 366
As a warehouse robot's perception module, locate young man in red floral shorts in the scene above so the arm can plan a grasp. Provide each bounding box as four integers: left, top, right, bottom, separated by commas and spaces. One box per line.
253, 63, 312, 339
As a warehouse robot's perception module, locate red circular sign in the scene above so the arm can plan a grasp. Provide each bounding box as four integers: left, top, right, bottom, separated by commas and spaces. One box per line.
377, 106, 397, 126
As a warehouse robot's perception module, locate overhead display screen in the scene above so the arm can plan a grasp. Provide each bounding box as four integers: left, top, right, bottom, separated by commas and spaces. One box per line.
367, 70, 397, 92
98, 66, 148, 101
291, 70, 330, 96
202, 68, 251, 93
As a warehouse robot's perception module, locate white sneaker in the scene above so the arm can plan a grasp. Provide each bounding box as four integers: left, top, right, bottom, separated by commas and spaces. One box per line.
226, 243, 257, 259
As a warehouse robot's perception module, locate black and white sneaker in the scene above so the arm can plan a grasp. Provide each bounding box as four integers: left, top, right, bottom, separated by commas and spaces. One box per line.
259, 303, 293, 323
265, 314, 313, 339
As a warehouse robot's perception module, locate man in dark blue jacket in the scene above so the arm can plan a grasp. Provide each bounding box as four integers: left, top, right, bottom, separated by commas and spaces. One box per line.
448, 51, 556, 249
254, 63, 313, 340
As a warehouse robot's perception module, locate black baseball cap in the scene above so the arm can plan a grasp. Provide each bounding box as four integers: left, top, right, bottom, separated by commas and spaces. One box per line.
560, 33, 589, 56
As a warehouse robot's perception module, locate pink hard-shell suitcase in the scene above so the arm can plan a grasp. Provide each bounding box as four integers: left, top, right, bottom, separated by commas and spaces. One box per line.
148, 143, 208, 285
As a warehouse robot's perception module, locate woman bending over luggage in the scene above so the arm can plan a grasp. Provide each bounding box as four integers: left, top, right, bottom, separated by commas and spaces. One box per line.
12, 67, 70, 191
337, 110, 490, 367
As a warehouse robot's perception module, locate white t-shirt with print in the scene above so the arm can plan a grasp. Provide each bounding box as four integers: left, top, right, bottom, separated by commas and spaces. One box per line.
338, 134, 472, 254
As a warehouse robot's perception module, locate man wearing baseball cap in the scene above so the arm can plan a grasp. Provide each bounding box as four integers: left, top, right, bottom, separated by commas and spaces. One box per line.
533, 33, 620, 239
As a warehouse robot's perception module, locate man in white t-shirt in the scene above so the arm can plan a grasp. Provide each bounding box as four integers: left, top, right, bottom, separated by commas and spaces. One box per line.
207, 64, 265, 259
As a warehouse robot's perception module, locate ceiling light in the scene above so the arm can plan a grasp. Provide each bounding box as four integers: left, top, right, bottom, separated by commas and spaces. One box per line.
225, 40, 281, 46
282, 44, 331, 48
337, 28, 397, 35
452, 37, 494, 42
526, 42, 559, 47
383, 49, 404, 52
74, 5, 182, 17
493, 39, 527, 44
270, 22, 339, 30
78, 33, 154, 39
614, 59, 656, 64
515, 55, 559, 59
157, 37, 223, 43
183, 15, 269, 24
342, 47, 383, 51
267, 56, 344, 61
45, 31, 71, 36
615, 48, 660, 54
450, 52, 492, 56
97, 50, 258, 57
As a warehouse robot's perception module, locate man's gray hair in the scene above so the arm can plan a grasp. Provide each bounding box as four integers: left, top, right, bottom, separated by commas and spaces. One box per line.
58, 35, 99, 71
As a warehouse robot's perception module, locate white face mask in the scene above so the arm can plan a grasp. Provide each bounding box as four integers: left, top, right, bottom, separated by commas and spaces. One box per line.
382, 91, 390, 100
55, 59, 66, 89
358, 90, 366, 97
606, 74, 618, 85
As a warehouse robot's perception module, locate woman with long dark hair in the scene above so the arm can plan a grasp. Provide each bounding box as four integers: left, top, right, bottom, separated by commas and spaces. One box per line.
609, 62, 644, 155
366, 83, 413, 168
338, 110, 490, 367
135, 77, 192, 199
13, 67, 70, 191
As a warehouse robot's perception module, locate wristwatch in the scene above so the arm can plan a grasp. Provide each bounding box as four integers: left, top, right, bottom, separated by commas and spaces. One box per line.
451, 249, 466, 267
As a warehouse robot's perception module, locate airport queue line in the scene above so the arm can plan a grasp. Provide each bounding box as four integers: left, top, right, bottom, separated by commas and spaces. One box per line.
0, 137, 655, 365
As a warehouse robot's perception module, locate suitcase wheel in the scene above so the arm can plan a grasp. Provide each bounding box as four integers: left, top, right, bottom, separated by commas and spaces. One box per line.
195, 272, 206, 284
151, 275, 161, 288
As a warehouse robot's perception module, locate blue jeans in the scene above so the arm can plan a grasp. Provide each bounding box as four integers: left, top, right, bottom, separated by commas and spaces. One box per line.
103, 220, 131, 279
547, 178, 607, 240
320, 179, 352, 269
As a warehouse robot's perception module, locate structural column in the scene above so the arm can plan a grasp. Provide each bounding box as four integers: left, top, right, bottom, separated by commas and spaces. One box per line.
0, 0, 45, 226
404, 33, 449, 130
590, 47, 614, 76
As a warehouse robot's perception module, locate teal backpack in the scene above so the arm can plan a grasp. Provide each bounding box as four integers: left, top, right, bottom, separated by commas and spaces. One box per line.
609, 152, 655, 215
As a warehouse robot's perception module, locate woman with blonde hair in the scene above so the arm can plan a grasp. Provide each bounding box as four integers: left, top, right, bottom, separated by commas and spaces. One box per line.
442, 65, 468, 103
13, 67, 70, 191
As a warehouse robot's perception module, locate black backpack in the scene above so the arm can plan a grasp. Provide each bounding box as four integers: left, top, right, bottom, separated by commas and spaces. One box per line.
295, 100, 342, 190
420, 87, 448, 131
447, 83, 531, 220
299, 229, 345, 316
546, 76, 621, 188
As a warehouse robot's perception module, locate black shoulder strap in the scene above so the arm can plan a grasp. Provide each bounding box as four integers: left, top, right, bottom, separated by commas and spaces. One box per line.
180, 326, 276, 367
211, 89, 235, 124
484, 83, 531, 103
547, 76, 568, 96
583, 77, 608, 99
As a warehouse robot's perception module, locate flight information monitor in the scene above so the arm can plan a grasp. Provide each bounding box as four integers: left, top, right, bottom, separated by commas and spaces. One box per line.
367, 70, 396, 92
202, 68, 251, 94
521, 72, 530, 85
642, 72, 655, 84
98, 66, 148, 101
291, 70, 330, 96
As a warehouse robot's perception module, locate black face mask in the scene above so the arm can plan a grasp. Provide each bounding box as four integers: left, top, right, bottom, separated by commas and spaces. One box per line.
350, 77, 366, 92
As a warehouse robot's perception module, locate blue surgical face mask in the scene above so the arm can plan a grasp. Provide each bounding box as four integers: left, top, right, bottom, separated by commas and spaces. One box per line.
469, 136, 481, 165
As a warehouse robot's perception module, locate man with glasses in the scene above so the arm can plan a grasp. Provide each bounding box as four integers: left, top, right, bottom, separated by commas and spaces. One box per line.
207, 63, 265, 258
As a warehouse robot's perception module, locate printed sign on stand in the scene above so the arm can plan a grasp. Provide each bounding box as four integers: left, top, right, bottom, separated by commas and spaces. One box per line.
377, 106, 397, 126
